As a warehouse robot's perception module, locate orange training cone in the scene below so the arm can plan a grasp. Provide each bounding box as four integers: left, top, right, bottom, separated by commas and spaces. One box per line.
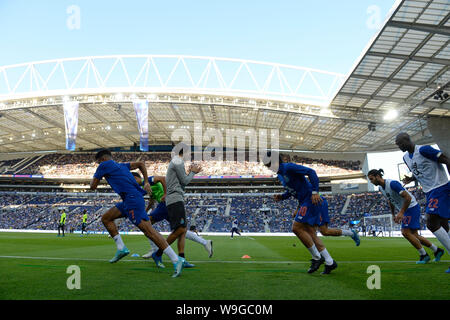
241, 255, 251, 259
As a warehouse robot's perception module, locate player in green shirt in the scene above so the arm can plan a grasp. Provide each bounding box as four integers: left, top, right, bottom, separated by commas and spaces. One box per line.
81, 209, 88, 236
57, 210, 66, 237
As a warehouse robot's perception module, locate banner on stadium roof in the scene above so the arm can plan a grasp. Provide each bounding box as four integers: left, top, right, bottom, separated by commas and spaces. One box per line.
133, 100, 149, 152
63, 101, 79, 151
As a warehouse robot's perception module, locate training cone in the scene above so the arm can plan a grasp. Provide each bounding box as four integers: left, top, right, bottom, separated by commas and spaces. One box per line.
241, 255, 251, 259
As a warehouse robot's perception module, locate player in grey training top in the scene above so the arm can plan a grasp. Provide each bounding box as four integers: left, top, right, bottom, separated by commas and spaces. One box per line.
152, 143, 201, 268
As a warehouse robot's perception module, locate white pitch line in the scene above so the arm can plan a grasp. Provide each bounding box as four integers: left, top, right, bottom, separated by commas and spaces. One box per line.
0, 255, 448, 264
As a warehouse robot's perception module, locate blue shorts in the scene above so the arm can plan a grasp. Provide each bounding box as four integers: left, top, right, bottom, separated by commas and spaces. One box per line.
149, 202, 168, 223
115, 194, 148, 226
401, 204, 421, 230
318, 198, 329, 227
425, 182, 449, 219
294, 197, 323, 226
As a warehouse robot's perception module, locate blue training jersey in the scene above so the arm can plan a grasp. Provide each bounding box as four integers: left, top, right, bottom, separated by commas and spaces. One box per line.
277, 162, 320, 204
93, 160, 146, 200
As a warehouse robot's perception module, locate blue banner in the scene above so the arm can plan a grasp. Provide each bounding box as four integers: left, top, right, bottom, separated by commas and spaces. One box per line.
133, 100, 149, 152
63, 101, 79, 151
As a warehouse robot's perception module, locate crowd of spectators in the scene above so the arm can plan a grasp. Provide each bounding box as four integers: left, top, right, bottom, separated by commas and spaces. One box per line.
5, 151, 362, 178
289, 155, 361, 175
0, 184, 427, 233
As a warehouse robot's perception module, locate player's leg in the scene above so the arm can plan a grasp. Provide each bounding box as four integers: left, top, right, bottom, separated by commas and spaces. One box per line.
319, 224, 341, 236
127, 198, 185, 277
155, 201, 192, 267
292, 205, 321, 260
319, 223, 358, 240
62, 224, 65, 237
412, 229, 443, 261
186, 230, 213, 257
292, 221, 324, 273
401, 228, 429, 263
136, 219, 184, 275
292, 221, 315, 250
426, 213, 450, 258
186, 229, 206, 245
440, 218, 449, 232
150, 225, 187, 269
101, 205, 130, 263
307, 225, 337, 274
425, 185, 450, 268
318, 200, 344, 237
307, 200, 337, 274
101, 206, 123, 238
177, 227, 187, 259
442, 219, 449, 271
142, 204, 167, 259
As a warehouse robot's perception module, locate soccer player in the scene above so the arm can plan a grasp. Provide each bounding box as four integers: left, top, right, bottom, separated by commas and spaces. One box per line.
130, 172, 213, 266
318, 195, 360, 245
367, 168, 444, 263
81, 209, 88, 236
230, 218, 241, 238
90, 149, 185, 277
149, 144, 201, 269
57, 209, 66, 237
263, 151, 337, 274
396, 133, 450, 273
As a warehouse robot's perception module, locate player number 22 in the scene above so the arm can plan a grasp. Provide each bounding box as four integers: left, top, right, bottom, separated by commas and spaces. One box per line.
428, 198, 438, 209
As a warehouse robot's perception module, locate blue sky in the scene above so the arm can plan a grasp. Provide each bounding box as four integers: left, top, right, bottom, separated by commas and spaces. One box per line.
0, 0, 396, 74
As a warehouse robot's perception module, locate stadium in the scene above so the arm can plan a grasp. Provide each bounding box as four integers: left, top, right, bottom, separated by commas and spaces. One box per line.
0, 0, 449, 302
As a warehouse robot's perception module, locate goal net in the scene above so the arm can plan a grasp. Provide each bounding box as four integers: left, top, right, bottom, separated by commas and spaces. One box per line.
363, 214, 399, 237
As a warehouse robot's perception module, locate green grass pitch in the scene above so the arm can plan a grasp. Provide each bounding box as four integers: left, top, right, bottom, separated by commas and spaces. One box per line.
0, 232, 448, 300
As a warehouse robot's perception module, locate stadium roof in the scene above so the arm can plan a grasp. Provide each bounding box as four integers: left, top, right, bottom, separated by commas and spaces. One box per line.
0, 0, 448, 154
329, 0, 450, 151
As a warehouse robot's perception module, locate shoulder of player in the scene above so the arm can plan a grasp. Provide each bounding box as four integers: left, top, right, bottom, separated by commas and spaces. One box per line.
285, 162, 305, 171
389, 180, 405, 192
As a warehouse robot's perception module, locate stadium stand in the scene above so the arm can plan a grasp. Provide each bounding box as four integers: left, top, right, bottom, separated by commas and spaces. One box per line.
0, 187, 427, 233
5, 152, 362, 177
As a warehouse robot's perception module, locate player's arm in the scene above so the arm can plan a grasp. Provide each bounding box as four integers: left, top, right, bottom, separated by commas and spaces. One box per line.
401, 159, 416, 185
274, 191, 290, 202
146, 199, 155, 213
174, 161, 196, 186
91, 162, 105, 190
388, 201, 396, 216
90, 177, 100, 190
420, 145, 450, 174
391, 181, 411, 223
437, 153, 450, 175
286, 163, 322, 205
129, 162, 151, 193
394, 191, 411, 224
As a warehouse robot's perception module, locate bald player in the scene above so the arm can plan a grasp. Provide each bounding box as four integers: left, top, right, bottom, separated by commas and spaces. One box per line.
395, 132, 450, 273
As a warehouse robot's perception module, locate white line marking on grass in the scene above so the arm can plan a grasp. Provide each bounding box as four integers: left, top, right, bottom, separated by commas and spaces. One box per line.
0, 255, 448, 264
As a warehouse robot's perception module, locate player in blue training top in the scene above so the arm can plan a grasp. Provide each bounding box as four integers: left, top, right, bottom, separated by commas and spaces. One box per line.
89, 149, 185, 277
396, 133, 450, 273
263, 151, 337, 274
368, 168, 444, 263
